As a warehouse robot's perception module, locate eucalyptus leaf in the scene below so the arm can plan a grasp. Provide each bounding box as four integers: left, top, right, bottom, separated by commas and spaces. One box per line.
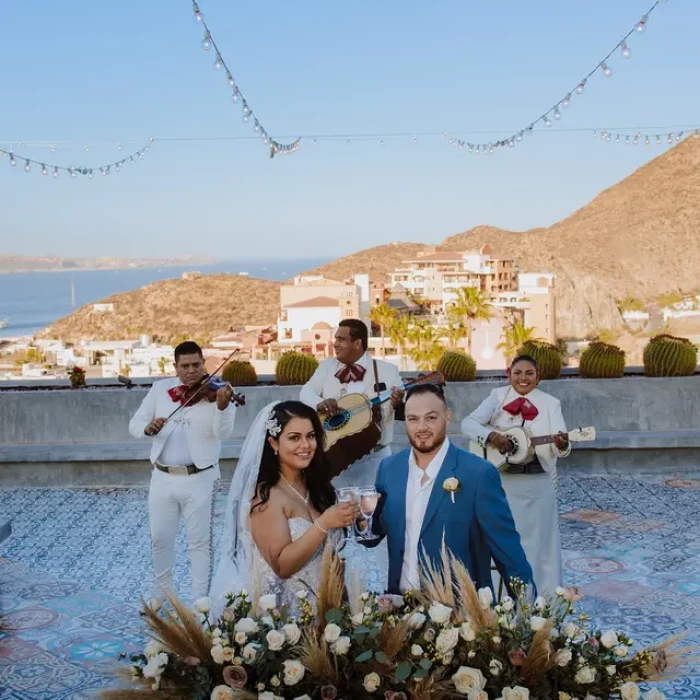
355, 650, 374, 663
395, 660, 412, 681
419, 658, 432, 670
375, 651, 389, 664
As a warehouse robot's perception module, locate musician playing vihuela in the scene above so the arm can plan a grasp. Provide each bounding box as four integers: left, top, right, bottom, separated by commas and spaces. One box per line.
461, 354, 570, 596
299, 319, 404, 487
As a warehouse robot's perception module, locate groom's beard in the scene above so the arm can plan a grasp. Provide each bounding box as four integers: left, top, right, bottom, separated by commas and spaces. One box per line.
409, 428, 447, 455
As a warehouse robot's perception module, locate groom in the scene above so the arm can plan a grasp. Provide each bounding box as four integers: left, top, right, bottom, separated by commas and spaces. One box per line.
368, 383, 533, 595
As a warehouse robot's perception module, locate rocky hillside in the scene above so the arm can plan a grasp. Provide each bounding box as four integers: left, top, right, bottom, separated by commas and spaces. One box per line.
41, 275, 281, 344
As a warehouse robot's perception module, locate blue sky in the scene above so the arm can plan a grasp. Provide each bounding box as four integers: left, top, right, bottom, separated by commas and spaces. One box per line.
1, 0, 696, 260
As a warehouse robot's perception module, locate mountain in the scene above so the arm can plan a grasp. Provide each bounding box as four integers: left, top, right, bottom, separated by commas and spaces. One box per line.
0, 255, 215, 273
40, 275, 281, 344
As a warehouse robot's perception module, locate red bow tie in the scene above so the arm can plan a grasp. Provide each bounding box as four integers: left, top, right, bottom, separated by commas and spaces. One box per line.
335, 364, 366, 384
168, 385, 191, 405
502, 396, 539, 421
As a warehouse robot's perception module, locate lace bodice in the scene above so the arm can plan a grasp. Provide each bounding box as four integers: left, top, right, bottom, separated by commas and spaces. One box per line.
253, 517, 328, 614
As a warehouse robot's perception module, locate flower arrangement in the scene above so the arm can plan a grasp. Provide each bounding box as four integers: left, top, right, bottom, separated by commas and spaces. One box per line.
67, 365, 86, 388
103, 547, 694, 700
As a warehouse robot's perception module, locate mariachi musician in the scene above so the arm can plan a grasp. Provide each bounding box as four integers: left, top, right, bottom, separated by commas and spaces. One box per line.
129, 340, 237, 605
300, 319, 404, 487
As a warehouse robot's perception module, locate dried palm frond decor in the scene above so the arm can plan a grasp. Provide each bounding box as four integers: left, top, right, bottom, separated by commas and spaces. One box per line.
104, 547, 696, 700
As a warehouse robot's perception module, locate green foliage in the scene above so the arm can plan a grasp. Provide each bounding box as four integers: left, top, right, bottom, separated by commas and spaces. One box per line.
618, 296, 645, 313
497, 321, 539, 362
275, 352, 319, 386
518, 339, 562, 380
436, 350, 477, 382
579, 342, 626, 379
221, 360, 258, 387
643, 334, 698, 377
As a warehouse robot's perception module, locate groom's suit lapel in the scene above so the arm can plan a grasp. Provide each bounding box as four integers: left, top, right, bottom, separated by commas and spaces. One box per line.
419, 442, 457, 539
390, 454, 409, 548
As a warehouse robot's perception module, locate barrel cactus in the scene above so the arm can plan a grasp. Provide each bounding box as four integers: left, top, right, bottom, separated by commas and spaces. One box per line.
436, 350, 476, 382
221, 360, 258, 387
643, 334, 698, 377
275, 352, 319, 386
517, 340, 562, 380
579, 342, 626, 379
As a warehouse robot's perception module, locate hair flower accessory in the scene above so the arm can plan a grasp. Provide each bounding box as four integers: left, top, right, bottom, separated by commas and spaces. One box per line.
266, 411, 282, 437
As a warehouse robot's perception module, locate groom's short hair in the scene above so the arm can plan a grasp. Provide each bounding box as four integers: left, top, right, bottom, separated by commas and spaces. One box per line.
405, 383, 447, 406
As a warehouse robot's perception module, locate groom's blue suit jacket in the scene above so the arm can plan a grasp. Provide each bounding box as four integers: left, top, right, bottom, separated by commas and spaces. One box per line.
372, 442, 534, 595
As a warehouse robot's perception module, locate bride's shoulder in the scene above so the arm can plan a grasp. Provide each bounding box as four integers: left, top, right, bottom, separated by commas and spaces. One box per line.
251, 483, 287, 515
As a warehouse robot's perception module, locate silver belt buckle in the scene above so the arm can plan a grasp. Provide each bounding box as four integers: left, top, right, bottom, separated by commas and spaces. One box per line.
168, 466, 189, 477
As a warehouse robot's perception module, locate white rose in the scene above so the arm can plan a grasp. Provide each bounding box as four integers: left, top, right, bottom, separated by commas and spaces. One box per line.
266, 629, 285, 651
469, 692, 489, 700
559, 693, 571, 700
323, 623, 342, 644
502, 687, 530, 700
143, 653, 168, 679
270, 676, 281, 687
491, 636, 502, 645
563, 623, 579, 639
460, 622, 477, 642
391, 595, 405, 608
296, 589, 308, 599
555, 648, 572, 667
489, 659, 503, 676
428, 602, 453, 624
411, 644, 424, 656
332, 636, 351, 656
144, 639, 164, 657
210, 644, 225, 664
363, 671, 381, 693
607, 665, 617, 676
294, 696, 313, 700
361, 592, 370, 601
574, 667, 596, 684
444, 476, 460, 491
452, 666, 486, 695
556, 586, 566, 597
501, 596, 514, 612
615, 645, 630, 658
478, 587, 493, 609
620, 683, 641, 700
468, 651, 476, 659
222, 647, 234, 662
424, 628, 436, 642
242, 642, 260, 662
235, 631, 247, 645
282, 623, 302, 645
408, 611, 426, 629
234, 617, 258, 634
435, 627, 460, 655
222, 606, 235, 622
193, 597, 211, 614
644, 690, 666, 700
282, 659, 305, 686
210, 686, 235, 700
530, 615, 547, 632
535, 596, 546, 611
601, 630, 619, 649
259, 694, 281, 700
259, 593, 277, 611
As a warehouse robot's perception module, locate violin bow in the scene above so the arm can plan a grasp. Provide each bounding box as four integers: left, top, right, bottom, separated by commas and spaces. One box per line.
164, 348, 241, 423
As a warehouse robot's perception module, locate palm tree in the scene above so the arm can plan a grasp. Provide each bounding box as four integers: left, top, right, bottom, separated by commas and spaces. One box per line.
447, 287, 494, 354
157, 356, 168, 375
369, 303, 398, 358
497, 321, 540, 363
387, 313, 411, 370
407, 323, 446, 370
443, 321, 468, 350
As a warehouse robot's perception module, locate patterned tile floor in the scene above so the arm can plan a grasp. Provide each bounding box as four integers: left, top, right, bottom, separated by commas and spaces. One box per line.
1, 474, 699, 699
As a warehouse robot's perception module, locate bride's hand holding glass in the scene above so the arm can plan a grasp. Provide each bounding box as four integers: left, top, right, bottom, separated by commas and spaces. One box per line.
317, 501, 361, 531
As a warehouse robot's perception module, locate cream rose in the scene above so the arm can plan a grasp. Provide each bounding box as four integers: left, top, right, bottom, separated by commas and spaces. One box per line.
259, 593, 277, 611
234, 631, 247, 645
210, 644, 225, 665
144, 639, 164, 657
241, 642, 260, 662
234, 617, 258, 634
615, 645, 630, 658
460, 622, 477, 642
222, 606, 235, 622
555, 648, 572, 667
534, 596, 546, 611
323, 623, 342, 644
282, 659, 305, 686
193, 597, 211, 614
351, 612, 365, 627
428, 602, 453, 624
620, 683, 641, 700
478, 587, 493, 609
452, 666, 486, 695
143, 652, 168, 679
222, 647, 234, 662
436, 627, 460, 655
282, 623, 302, 645
501, 596, 514, 612
530, 615, 547, 631
332, 636, 351, 656
601, 630, 619, 649
408, 611, 426, 629
574, 666, 596, 684
644, 690, 666, 700
266, 629, 285, 651
489, 659, 503, 676
210, 686, 235, 700
363, 672, 381, 693
607, 665, 617, 676
411, 644, 424, 656
469, 691, 489, 700
502, 687, 530, 700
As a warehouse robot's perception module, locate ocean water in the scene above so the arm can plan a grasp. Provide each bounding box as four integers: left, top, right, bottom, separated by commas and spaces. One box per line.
0, 258, 329, 338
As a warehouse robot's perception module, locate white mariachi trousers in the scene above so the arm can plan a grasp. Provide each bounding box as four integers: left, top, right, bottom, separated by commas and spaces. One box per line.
332, 446, 391, 489
148, 466, 219, 601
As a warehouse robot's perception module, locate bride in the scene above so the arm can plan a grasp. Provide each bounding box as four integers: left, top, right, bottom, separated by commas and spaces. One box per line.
210, 400, 359, 612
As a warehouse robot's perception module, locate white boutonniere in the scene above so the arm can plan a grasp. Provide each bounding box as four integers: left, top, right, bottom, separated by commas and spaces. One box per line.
443, 477, 460, 504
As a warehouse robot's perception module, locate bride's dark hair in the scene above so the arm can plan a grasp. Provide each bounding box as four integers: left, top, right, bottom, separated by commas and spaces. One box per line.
251, 400, 336, 514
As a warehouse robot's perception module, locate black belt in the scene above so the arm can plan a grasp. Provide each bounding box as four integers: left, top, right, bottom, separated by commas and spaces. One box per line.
155, 464, 214, 476
503, 458, 545, 475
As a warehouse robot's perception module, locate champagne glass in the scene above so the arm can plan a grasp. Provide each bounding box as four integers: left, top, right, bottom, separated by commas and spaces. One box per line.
336, 487, 361, 546
354, 487, 380, 541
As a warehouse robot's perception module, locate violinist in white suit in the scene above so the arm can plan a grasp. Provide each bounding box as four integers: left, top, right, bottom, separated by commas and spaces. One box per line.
461, 354, 570, 595
300, 319, 404, 487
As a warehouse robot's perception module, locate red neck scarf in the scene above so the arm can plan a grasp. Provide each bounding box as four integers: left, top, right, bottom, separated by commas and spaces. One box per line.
168, 385, 192, 405
335, 363, 366, 384
502, 395, 539, 421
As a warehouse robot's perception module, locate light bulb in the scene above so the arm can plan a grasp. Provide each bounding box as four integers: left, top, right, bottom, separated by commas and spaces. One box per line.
243, 111, 250, 123
544, 117, 552, 128
88, 169, 94, 178
194, 9, 203, 22
380, 140, 385, 147
130, 156, 135, 164
202, 34, 212, 51
9, 155, 16, 166
413, 136, 418, 143
508, 139, 515, 148
601, 62, 612, 77
100, 168, 106, 176
115, 163, 121, 172
231, 90, 239, 104
53, 167, 59, 178
106, 166, 111, 175
42, 164, 48, 175
562, 94, 571, 108
593, 131, 598, 139
676, 133, 682, 141
621, 44, 631, 59
51, 145, 56, 152
346, 140, 350, 147
616, 135, 620, 143
626, 135, 630, 144
117, 142, 122, 150
553, 108, 561, 120
667, 134, 673, 144
261, 132, 269, 144
637, 16, 647, 32
24, 160, 31, 172
254, 120, 261, 133
656, 135, 662, 144
526, 126, 534, 136
69, 167, 77, 178
227, 73, 235, 87
138, 151, 144, 159
645, 136, 650, 145
214, 56, 223, 71
576, 82, 585, 95
475, 145, 480, 155
516, 132, 523, 142
467, 145, 473, 153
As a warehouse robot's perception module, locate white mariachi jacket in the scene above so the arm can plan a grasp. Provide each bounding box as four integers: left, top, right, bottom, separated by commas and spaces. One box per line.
299, 354, 402, 448
461, 385, 571, 474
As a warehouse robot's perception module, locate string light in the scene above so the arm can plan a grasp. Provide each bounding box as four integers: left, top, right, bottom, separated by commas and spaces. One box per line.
191, 1, 300, 159
0, 138, 154, 178
594, 128, 700, 146
446, 1, 666, 155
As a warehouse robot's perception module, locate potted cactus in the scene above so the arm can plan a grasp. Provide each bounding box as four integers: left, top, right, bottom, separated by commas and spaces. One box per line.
436, 350, 476, 382
517, 340, 562, 380
67, 366, 86, 389
275, 352, 319, 386
643, 334, 698, 377
579, 341, 626, 379
221, 360, 258, 387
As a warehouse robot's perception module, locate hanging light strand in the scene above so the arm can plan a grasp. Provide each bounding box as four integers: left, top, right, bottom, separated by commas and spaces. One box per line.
0, 138, 154, 178
446, 0, 667, 155
192, 1, 300, 158
594, 127, 700, 146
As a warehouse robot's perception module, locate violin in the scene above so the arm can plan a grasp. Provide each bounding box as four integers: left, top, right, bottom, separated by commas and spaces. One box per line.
182, 374, 246, 407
